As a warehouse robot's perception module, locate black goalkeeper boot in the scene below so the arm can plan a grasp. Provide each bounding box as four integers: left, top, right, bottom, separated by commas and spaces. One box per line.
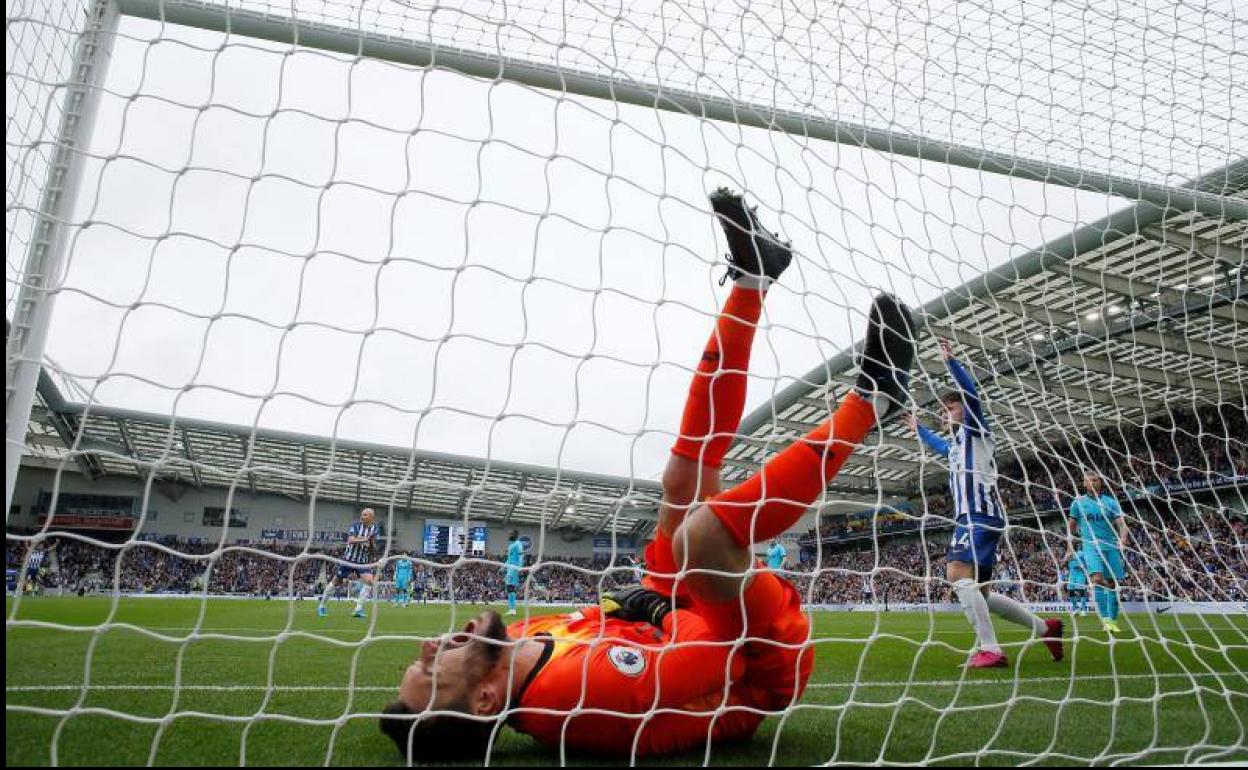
709, 187, 793, 284
854, 293, 917, 420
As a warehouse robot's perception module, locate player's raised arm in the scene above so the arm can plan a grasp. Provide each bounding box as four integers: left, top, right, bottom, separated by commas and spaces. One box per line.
906, 412, 950, 457
939, 338, 988, 432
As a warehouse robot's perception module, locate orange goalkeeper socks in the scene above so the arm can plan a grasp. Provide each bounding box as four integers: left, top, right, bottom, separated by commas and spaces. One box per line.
707, 390, 876, 548
671, 283, 766, 469
641, 529, 691, 602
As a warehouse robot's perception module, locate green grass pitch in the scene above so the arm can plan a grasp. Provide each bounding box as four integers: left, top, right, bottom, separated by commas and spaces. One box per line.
6, 597, 1247, 765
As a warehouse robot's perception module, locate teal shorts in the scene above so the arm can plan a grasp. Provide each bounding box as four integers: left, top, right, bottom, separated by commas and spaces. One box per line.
1082, 544, 1125, 581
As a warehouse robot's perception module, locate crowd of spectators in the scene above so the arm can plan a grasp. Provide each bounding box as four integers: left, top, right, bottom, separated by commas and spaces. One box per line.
805, 404, 1246, 550
785, 507, 1246, 605
5, 536, 640, 603
9, 502, 1243, 605
996, 402, 1247, 513
7, 403, 1245, 606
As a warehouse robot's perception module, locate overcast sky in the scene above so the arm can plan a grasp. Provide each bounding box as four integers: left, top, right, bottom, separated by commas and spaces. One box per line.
8, 0, 1243, 482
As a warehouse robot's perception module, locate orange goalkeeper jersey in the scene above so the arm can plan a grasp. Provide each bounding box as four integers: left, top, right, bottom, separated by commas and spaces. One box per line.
506, 595, 811, 757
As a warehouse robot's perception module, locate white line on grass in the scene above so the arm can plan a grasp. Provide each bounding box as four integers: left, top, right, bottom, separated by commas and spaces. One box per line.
7, 671, 1243, 694
16, 625, 1246, 640
805, 671, 1247, 689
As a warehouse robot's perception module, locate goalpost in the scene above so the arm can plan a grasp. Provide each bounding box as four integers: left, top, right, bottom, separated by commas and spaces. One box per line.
6, 0, 1246, 765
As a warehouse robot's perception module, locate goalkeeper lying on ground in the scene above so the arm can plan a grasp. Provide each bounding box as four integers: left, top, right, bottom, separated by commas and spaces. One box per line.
379, 190, 918, 760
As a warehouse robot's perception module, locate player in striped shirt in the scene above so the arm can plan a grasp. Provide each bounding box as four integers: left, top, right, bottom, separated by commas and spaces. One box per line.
318, 508, 379, 619
907, 339, 1062, 668
25, 546, 47, 582
1068, 470, 1129, 634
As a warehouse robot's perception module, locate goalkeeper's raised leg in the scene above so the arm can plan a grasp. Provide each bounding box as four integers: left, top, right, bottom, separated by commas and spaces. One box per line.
378, 192, 917, 760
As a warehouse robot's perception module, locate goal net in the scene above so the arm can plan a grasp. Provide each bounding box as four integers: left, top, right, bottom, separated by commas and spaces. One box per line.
6, 0, 1246, 765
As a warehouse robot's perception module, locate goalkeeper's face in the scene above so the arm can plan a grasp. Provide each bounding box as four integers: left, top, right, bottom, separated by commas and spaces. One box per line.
398, 609, 510, 717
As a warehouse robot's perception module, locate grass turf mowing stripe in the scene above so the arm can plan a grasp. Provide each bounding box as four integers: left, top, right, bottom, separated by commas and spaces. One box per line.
8, 670, 1245, 692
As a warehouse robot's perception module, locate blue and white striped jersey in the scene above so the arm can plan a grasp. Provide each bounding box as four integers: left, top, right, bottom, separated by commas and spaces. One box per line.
916, 357, 1006, 523
343, 522, 378, 565
948, 423, 1005, 522
27, 550, 46, 570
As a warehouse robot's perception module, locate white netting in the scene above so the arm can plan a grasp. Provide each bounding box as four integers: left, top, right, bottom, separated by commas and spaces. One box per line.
6, 0, 1247, 765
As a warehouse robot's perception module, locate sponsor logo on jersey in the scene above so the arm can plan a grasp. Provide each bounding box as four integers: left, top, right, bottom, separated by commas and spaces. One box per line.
607, 646, 645, 677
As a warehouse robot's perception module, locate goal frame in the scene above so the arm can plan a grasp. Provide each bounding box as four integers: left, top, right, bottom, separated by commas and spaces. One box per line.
6, 0, 1247, 517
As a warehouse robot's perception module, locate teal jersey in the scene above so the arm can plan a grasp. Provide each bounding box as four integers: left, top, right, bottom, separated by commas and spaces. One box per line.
393, 558, 412, 580
506, 540, 524, 568
767, 543, 786, 570
1069, 493, 1123, 549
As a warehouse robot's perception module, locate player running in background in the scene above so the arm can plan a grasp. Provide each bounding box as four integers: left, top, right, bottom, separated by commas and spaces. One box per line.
906, 339, 1062, 668
1064, 550, 1091, 616
625, 554, 644, 583
1068, 470, 1129, 634
766, 539, 787, 570
25, 545, 47, 584
410, 566, 429, 604
379, 191, 920, 760
392, 553, 414, 608
504, 531, 524, 616
318, 508, 379, 619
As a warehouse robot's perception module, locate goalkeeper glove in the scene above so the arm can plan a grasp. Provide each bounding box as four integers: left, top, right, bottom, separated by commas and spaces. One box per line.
599, 585, 672, 627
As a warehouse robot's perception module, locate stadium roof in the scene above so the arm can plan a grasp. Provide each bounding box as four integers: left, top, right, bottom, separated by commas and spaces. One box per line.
729, 160, 1248, 497
23, 372, 663, 536
20, 162, 1246, 530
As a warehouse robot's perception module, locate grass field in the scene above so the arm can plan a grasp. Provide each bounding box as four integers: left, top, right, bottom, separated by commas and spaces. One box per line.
5, 596, 1247, 766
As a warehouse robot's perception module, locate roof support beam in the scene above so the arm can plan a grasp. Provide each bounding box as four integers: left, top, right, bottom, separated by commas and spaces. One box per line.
1047, 350, 1224, 394
549, 485, 581, 530
994, 371, 1162, 413
920, 320, 1207, 413
938, 301, 1239, 366
992, 282, 1241, 397
38, 408, 103, 479
407, 458, 421, 507
116, 421, 146, 479
355, 453, 364, 507
501, 475, 526, 526
236, 435, 257, 496
299, 445, 310, 500
995, 399, 1119, 433
1062, 263, 1239, 324
1129, 328, 1243, 367
452, 470, 474, 517
1142, 224, 1248, 264
974, 296, 1077, 327
592, 500, 625, 536
180, 428, 203, 488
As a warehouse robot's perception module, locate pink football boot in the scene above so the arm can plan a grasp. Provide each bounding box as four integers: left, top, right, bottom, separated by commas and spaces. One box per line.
1041, 618, 1065, 661
968, 650, 1009, 668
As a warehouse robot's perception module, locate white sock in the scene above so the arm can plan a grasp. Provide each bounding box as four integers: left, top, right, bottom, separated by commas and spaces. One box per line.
955, 579, 1001, 654
986, 591, 1046, 635
355, 583, 371, 610
319, 582, 333, 607
733, 274, 773, 291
